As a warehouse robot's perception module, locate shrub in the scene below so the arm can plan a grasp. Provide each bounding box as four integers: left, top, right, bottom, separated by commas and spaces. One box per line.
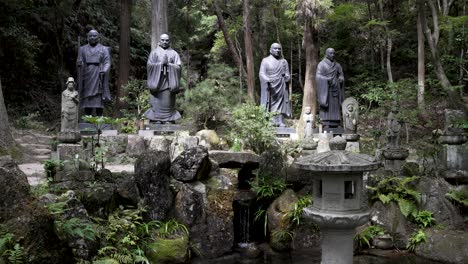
354, 225, 386, 250
407, 229, 426, 252
229, 103, 276, 154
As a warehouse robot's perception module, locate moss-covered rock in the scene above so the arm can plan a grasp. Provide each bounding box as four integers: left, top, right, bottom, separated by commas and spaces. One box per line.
146, 235, 189, 264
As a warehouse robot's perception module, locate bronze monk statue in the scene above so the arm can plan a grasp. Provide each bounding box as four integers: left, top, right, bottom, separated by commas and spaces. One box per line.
316, 48, 344, 131
76, 30, 111, 116
144, 34, 182, 124
259, 43, 291, 127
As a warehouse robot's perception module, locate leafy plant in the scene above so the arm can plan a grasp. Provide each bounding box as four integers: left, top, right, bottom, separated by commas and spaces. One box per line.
407, 229, 426, 252
354, 225, 386, 250
254, 209, 268, 237
271, 229, 295, 243
0, 226, 25, 264
153, 219, 189, 239
445, 188, 468, 207
414, 210, 435, 229
120, 79, 150, 120
15, 112, 44, 130
180, 63, 241, 129
55, 218, 98, 241
250, 176, 288, 200
367, 176, 421, 218
287, 195, 312, 226
3, 244, 25, 264
42, 159, 63, 179
229, 103, 276, 154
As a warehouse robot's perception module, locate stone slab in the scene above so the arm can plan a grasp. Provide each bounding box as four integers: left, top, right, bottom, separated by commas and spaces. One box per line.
275, 127, 297, 139
208, 150, 259, 169
345, 141, 360, 153
79, 122, 113, 130
313, 133, 333, 153
322, 127, 344, 135
57, 143, 83, 161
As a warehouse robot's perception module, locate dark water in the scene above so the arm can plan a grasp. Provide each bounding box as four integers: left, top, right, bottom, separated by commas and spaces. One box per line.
192, 249, 444, 264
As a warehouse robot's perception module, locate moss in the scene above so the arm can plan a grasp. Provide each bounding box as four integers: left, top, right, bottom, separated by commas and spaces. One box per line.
0, 145, 22, 160
146, 235, 189, 264
207, 189, 235, 218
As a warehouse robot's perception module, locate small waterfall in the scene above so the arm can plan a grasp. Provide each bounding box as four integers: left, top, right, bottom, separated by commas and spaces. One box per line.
233, 190, 261, 244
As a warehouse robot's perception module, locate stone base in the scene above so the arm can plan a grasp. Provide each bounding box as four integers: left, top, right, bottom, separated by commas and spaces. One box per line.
313, 133, 333, 153
57, 143, 83, 161
441, 144, 468, 171
322, 126, 344, 135
345, 141, 360, 153
384, 159, 406, 174
275, 127, 298, 140
443, 170, 468, 184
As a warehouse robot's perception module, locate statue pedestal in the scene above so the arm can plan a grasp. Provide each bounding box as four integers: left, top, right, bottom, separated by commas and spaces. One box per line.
382, 148, 409, 175
344, 134, 360, 153
440, 143, 468, 184
57, 143, 83, 161
139, 124, 190, 137
275, 127, 298, 140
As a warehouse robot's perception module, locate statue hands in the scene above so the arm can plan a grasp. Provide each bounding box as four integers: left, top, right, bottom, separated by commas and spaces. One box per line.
162, 54, 169, 65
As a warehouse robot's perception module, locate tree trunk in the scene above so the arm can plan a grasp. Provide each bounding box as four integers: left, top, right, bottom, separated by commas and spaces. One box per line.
299, 21, 318, 130
386, 37, 393, 83
212, 1, 248, 80
0, 79, 14, 154
151, 0, 168, 50
417, 5, 426, 110
243, 0, 256, 102
117, 0, 132, 115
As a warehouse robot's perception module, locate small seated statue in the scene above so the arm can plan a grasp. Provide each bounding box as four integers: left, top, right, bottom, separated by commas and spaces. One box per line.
61, 77, 79, 132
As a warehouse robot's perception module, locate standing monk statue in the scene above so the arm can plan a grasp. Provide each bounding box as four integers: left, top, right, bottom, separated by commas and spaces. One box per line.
76, 29, 111, 116
316, 48, 344, 130
144, 34, 182, 124
259, 43, 291, 127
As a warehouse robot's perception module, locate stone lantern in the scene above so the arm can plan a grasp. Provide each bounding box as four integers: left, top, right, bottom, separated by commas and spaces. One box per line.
295, 136, 381, 264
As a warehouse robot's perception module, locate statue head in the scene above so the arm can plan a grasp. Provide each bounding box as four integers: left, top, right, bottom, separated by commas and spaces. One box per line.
87, 30, 99, 46
270, 43, 282, 59
325, 48, 335, 61
304, 106, 311, 114
66, 77, 75, 91
347, 104, 354, 113
159, 34, 171, 49
391, 101, 399, 113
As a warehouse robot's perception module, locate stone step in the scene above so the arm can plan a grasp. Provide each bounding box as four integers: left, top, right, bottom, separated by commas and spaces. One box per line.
15, 134, 54, 145
32, 155, 51, 161
30, 148, 52, 155
20, 143, 51, 150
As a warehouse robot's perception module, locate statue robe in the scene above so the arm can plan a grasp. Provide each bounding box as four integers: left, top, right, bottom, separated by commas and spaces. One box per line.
61, 89, 79, 131
259, 55, 291, 117
144, 46, 182, 122
316, 58, 344, 126
76, 43, 111, 108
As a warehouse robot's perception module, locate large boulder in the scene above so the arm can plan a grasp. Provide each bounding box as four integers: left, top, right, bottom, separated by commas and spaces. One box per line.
0, 156, 73, 263
267, 189, 298, 251
415, 228, 468, 264
259, 149, 286, 179
174, 182, 206, 227
148, 136, 172, 152
126, 135, 146, 157
208, 150, 259, 169
134, 150, 174, 220
195, 129, 220, 150
416, 177, 464, 228
170, 136, 199, 160
190, 189, 235, 258
171, 146, 212, 182
370, 201, 417, 249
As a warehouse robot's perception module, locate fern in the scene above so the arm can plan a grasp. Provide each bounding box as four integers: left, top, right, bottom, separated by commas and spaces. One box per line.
4, 244, 25, 264
56, 218, 97, 241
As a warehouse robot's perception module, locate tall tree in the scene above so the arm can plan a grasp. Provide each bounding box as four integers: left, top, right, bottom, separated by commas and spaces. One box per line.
151, 0, 168, 50
417, 3, 426, 110
243, 0, 256, 102
296, 0, 333, 128
117, 0, 132, 115
419, 0, 463, 109
0, 79, 15, 155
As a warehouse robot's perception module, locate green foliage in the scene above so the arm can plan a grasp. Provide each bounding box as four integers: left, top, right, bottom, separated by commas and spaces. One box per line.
82, 116, 124, 131
55, 218, 98, 241
42, 159, 63, 179
367, 176, 421, 218
290, 93, 303, 118
414, 210, 435, 229
229, 103, 276, 154
287, 195, 312, 226
271, 229, 294, 243
153, 219, 189, 239
14, 112, 44, 130
254, 209, 268, 237
354, 225, 386, 250
250, 176, 288, 200
46, 201, 69, 215
30, 182, 50, 197
181, 63, 241, 129
407, 229, 426, 252
0, 226, 25, 264
120, 79, 150, 121
445, 188, 468, 207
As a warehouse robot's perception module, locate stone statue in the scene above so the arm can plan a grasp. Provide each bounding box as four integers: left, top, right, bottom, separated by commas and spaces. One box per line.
76, 29, 111, 116
303, 106, 314, 138
342, 97, 359, 134
61, 77, 79, 131
386, 101, 402, 149
316, 48, 344, 130
144, 34, 182, 124
259, 43, 291, 127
